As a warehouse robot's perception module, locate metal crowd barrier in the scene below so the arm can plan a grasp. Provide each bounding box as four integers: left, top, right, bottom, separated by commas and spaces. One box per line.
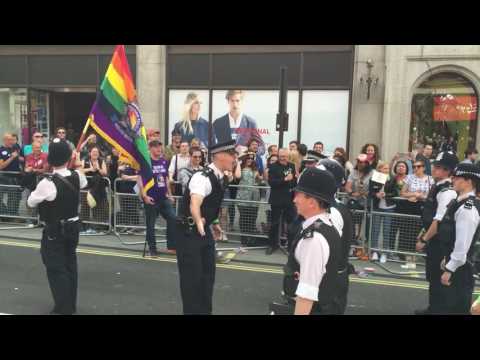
0, 171, 39, 230
79, 176, 113, 235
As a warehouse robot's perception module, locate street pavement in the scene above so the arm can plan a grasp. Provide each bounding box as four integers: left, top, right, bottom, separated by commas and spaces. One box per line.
3, 238, 477, 315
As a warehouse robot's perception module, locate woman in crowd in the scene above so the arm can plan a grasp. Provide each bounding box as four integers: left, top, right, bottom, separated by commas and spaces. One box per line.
236, 151, 263, 246
369, 161, 396, 263
173, 92, 209, 148
219, 157, 241, 241
288, 149, 302, 177
81, 146, 109, 234
345, 154, 373, 244
361, 143, 380, 169
262, 154, 279, 234
399, 159, 434, 269
386, 160, 409, 260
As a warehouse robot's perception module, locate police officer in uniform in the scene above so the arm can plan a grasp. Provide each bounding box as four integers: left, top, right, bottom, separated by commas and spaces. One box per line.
282, 167, 343, 315
27, 138, 88, 315
438, 163, 480, 314
318, 158, 354, 314
415, 151, 458, 315
175, 139, 237, 315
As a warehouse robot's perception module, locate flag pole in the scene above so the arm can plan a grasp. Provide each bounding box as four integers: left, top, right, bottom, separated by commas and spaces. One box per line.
68, 116, 91, 169
76, 116, 92, 152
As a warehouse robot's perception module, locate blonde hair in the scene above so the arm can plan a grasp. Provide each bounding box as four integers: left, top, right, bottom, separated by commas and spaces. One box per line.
376, 161, 389, 171
225, 90, 244, 100
181, 92, 201, 135
289, 150, 301, 172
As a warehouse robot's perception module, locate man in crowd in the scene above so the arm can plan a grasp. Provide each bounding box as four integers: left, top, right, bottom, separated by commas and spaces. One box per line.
313, 141, 328, 159
164, 129, 182, 163
289, 141, 299, 152
56, 127, 75, 151
0, 133, 22, 216
266, 148, 298, 255
138, 140, 177, 256
178, 147, 204, 194
416, 143, 433, 176
22, 132, 48, 157
169, 141, 191, 196
25, 141, 49, 174
461, 148, 478, 164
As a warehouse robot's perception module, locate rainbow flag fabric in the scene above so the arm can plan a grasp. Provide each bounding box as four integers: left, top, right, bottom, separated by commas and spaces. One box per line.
88, 45, 154, 194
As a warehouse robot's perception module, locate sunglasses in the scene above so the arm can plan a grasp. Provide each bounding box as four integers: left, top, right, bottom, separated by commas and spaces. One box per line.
413, 165, 424, 169
33, 135, 42, 138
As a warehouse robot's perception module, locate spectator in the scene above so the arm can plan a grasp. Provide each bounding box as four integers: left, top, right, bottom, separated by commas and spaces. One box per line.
56, 127, 75, 150
147, 129, 162, 142
361, 143, 379, 169
369, 161, 396, 263
0, 133, 22, 216
106, 148, 120, 191
81, 146, 109, 234
22, 132, 48, 157
345, 154, 373, 242
116, 161, 140, 233
387, 160, 409, 261
288, 141, 299, 152
164, 129, 182, 163
247, 138, 264, 177
313, 141, 323, 154
79, 134, 99, 160
439, 135, 457, 154
267, 144, 278, 157
236, 151, 263, 246
139, 140, 177, 255
417, 144, 434, 175
262, 154, 279, 234
333, 147, 354, 182
24, 141, 49, 175
266, 148, 297, 255
461, 147, 479, 164
177, 147, 204, 194
173, 92, 209, 148
168, 141, 191, 196
288, 149, 302, 176
400, 159, 434, 269
220, 156, 241, 241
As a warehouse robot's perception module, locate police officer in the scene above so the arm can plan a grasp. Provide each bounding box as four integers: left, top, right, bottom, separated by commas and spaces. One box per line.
318, 158, 354, 314
282, 167, 343, 315
437, 163, 480, 314
415, 151, 458, 315
27, 138, 88, 315
175, 139, 237, 315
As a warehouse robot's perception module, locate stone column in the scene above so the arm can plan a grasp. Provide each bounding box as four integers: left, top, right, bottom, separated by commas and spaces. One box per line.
136, 45, 167, 143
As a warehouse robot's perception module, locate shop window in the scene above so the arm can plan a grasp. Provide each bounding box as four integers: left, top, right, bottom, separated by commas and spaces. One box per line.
300, 90, 350, 156
411, 72, 478, 157
0, 88, 27, 144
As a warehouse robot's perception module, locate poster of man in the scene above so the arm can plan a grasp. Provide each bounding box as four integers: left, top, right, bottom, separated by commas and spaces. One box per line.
212, 90, 265, 156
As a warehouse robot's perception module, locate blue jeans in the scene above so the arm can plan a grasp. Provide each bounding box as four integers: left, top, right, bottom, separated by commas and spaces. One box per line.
370, 208, 395, 250
145, 198, 177, 251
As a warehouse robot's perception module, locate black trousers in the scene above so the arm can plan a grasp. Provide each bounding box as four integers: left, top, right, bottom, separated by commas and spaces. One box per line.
269, 204, 297, 248
176, 226, 216, 315
439, 263, 474, 314
425, 237, 444, 313
40, 221, 80, 315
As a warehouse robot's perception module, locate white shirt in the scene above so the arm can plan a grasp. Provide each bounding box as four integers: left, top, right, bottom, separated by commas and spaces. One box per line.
446, 191, 480, 272
27, 168, 88, 208
433, 178, 457, 222
294, 212, 339, 302
168, 153, 191, 181
229, 112, 243, 141
188, 163, 224, 198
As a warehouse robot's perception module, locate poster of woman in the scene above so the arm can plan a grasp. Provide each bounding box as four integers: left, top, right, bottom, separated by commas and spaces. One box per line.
172, 92, 209, 148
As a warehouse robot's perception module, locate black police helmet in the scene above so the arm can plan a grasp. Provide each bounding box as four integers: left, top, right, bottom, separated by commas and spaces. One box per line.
317, 158, 345, 189
47, 138, 72, 167
295, 167, 337, 206
433, 151, 459, 171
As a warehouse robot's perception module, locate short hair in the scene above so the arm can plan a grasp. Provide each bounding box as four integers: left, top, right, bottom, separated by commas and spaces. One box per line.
314, 141, 324, 147
376, 161, 389, 171
11, 133, 18, 139
289, 140, 299, 146
149, 140, 163, 148
268, 144, 277, 154
56, 127, 66, 133
465, 148, 479, 157
247, 138, 259, 148
171, 129, 182, 137
225, 90, 244, 100
180, 141, 190, 146
298, 144, 308, 157
189, 147, 202, 156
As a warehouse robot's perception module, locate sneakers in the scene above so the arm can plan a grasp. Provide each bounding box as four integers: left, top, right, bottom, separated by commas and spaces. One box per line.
400, 262, 417, 269
379, 253, 388, 264
371, 252, 379, 262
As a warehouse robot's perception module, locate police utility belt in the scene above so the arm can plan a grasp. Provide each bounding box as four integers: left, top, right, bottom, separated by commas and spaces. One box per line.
176, 216, 197, 234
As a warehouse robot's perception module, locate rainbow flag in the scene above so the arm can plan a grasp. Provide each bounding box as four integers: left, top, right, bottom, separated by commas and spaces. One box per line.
87, 45, 154, 195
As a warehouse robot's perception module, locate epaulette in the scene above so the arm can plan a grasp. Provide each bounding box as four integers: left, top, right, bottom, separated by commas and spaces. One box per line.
303, 219, 324, 239
201, 168, 213, 177
464, 197, 475, 210
440, 186, 453, 193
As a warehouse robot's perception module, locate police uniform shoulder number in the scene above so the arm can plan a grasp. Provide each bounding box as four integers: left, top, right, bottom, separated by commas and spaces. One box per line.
464, 197, 475, 210
303, 220, 323, 239
303, 229, 314, 239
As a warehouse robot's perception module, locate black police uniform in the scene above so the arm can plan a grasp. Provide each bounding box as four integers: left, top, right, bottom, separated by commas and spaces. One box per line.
175, 140, 234, 315
39, 172, 81, 315
438, 194, 480, 314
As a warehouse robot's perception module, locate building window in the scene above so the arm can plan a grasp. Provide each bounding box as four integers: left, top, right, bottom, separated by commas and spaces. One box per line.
0, 88, 27, 144
300, 90, 350, 155
411, 72, 478, 157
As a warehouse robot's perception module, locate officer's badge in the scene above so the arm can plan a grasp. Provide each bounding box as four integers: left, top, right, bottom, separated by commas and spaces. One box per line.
464, 199, 474, 210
